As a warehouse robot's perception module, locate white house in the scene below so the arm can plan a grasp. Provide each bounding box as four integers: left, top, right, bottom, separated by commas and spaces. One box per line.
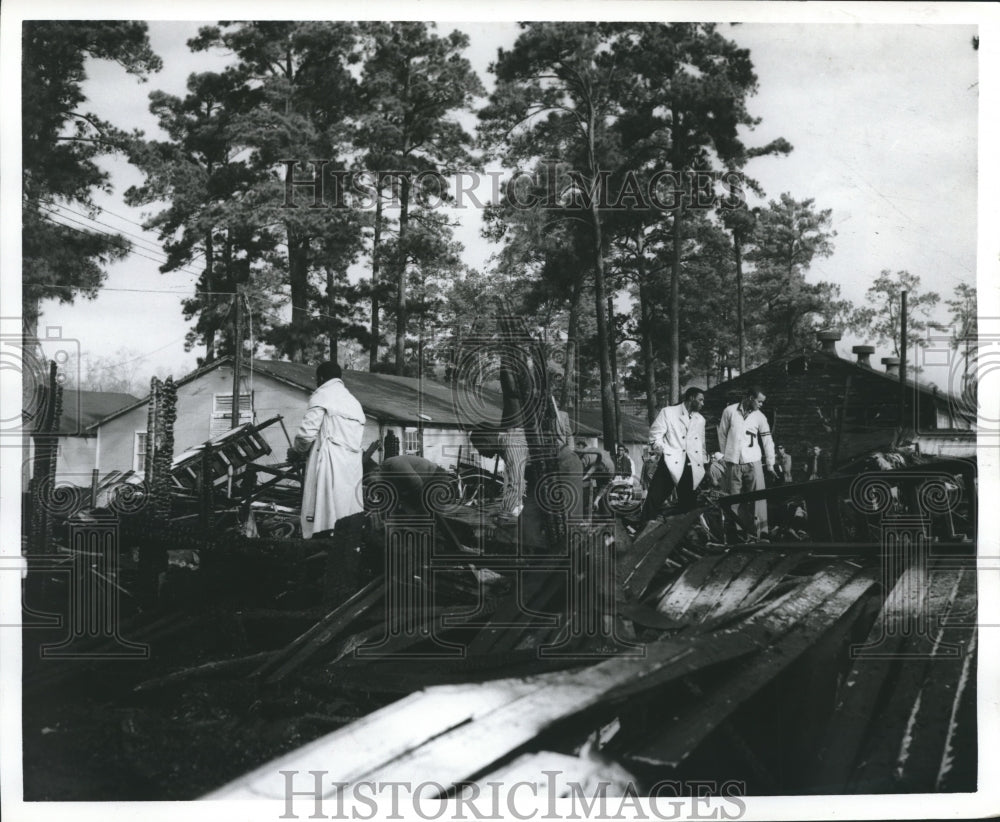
87, 358, 604, 478
26, 389, 137, 487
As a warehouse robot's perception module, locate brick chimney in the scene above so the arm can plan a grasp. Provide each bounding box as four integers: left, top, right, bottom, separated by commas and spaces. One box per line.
816, 329, 842, 354
881, 356, 900, 377
852, 345, 875, 368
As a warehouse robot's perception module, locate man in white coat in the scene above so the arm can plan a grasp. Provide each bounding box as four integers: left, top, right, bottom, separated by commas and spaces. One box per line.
633, 386, 707, 527
291, 361, 366, 539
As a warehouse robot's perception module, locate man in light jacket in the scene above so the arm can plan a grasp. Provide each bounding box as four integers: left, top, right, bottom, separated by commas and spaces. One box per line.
717, 385, 777, 536
633, 386, 707, 527
291, 361, 366, 539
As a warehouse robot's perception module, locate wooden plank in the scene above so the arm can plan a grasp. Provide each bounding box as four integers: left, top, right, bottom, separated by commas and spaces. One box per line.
354, 640, 744, 791
812, 565, 931, 791
675, 551, 757, 625
208, 618, 768, 799
603, 564, 852, 707
615, 521, 670, 583
621, 510, 703, 600
687, 551, 800, 632
935, 629, 977, 792
627, 567, 878, 768
893, 569, 976, 792
737, 552, 807, 610
472, 750, 638, 799
654, 554, 726, 619
206, 680, 543, 799
134, 650, 274, 693
467, 570, 563, 655
250, 578, 385, 682
846, 567, 975, 793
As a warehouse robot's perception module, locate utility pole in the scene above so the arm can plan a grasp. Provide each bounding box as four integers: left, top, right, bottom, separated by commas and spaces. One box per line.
898, 290, 907, 429
231, 287, 243, 430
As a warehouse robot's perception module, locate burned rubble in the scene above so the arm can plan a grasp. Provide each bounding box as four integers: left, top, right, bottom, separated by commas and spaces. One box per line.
21, 350, 978, 801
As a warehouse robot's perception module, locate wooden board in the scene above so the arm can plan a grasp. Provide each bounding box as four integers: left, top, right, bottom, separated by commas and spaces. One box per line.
472, 750, 638, 800
250, 578, 385, 683
844, 567, 977, 793
813, 564, 933, 789
626, 565, 878, 768
206, 621, 766, 799
620, 510, 704, 600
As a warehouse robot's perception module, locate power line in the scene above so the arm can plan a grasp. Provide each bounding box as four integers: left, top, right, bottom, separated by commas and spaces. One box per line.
64, 199, 210, 268
44, 201, 180, 261
35, 280, 236, 296
92, 334, 192, 369
38, 210, 205, 279
89, 203, 160, 231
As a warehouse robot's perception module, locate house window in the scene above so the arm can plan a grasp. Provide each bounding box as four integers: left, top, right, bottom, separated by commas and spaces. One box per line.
133, 432, 148, 473
403, 427, 421, 455
211, 392, 253, 437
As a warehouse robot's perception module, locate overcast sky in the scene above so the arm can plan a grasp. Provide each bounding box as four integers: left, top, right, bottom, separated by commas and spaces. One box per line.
22, 11, 985, 395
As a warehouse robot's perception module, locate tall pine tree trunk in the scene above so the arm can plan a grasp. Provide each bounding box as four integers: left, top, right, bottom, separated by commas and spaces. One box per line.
669, 203, 683, 404
562, 282, 581, 413
327, 267, 338, 363
394, 174, 411, 375
734, 229, 745, 374
608, 293, 622, 443
369, 173, 382, 370
204, 229, 216, 362
636, 235, 658, 423
287, 227, 311, 362
589, 185, 617, 453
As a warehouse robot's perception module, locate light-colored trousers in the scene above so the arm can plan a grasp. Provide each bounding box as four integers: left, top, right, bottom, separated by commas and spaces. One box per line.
499, 427, 528, 515
723, 460, 769, 536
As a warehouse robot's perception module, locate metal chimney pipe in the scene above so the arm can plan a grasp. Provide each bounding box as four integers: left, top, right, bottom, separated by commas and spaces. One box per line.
852, 345, 875, 368
816, 329, 842, 354
882, 356, 900, 377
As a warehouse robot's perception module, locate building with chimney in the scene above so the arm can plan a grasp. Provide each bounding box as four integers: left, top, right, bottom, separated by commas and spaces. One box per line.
699, 330, 975, 471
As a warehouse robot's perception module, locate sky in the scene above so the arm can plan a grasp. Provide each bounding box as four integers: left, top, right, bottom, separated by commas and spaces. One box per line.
20, 11, 987, 399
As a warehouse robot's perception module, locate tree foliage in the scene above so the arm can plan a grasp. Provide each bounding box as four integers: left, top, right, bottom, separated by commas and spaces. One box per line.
355, 22, 484, 373
850, 270, 946, 358
744, 193, 844, 359
22, 21, 161, 334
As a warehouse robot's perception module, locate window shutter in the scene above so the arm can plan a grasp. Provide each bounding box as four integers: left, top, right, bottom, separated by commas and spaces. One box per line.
133, 432, 148, 472
211, 393, 253, 437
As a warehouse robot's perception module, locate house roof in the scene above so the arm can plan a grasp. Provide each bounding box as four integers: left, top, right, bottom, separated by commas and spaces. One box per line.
58, 390, 138, 435
704, 348, 969, 413
252, 359, 508, 428
572, 406, 649, 443
86, 357, 603, 434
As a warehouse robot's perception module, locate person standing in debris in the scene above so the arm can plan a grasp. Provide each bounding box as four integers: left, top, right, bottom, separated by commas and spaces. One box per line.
717, 386, 777, 535
615, 445, 635, 480
290, 361, 366, 539
707, 451, 726, 488
491, 348, 530, 518
369, 454, 455, 513
632, 386, 707, 527
775, 444, 793, 485
804, 445, 831, 481
382, 429, 400, 460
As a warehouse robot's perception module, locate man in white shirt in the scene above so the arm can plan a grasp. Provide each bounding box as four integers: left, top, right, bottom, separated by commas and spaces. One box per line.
290, 361, 366, 539
717, 385, 777, 536
633, 386, 707, 527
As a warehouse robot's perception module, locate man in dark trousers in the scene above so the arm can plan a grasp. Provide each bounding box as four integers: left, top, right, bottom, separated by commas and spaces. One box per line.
632, 386, 707, 528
